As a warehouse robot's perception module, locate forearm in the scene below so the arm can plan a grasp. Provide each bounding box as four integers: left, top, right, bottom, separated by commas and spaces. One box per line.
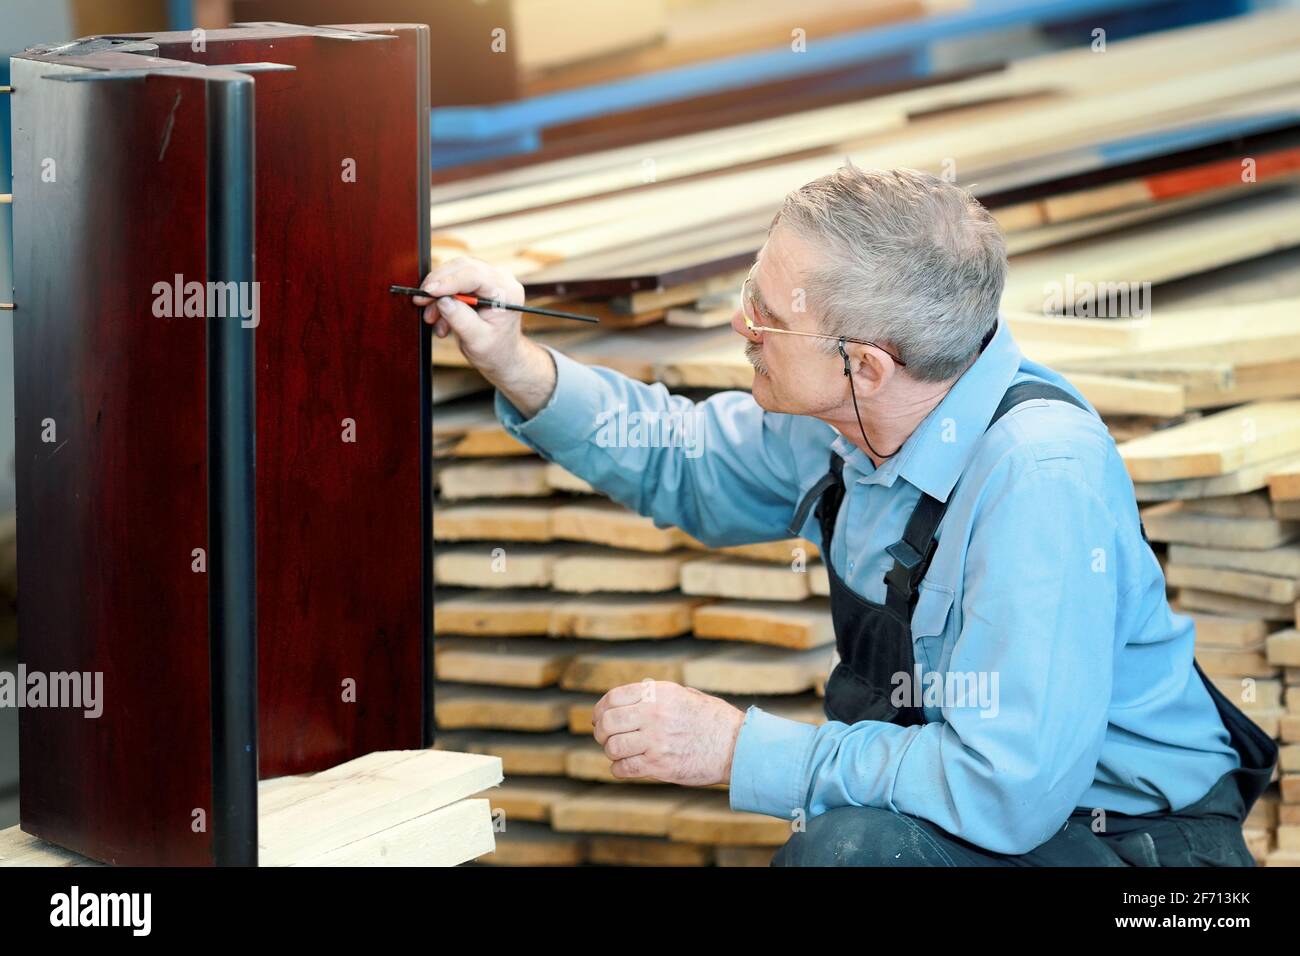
482, 335, 557, 421
493, 347, 801, 547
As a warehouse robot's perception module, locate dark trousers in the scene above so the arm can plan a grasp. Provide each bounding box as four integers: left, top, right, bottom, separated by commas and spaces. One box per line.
770, 770, 1255, 867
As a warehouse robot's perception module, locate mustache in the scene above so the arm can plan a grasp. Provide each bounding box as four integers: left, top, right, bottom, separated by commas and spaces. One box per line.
745, 341, 768, 376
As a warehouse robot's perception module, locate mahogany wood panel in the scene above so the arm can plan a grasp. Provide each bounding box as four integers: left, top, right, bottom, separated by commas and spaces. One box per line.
13, 25, 429, 864
146, 25, 428, 778
13, 62, 215, 866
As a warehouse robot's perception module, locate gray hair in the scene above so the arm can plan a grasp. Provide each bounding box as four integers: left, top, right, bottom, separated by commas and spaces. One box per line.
771, 164, 1006, 382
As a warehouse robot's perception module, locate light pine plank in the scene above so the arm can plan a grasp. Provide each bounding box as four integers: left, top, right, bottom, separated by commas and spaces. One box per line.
434, 589, 559, 636
434, 544, 559, 589
1119, 401, 1300, 482
474, 777, 595, 823
1178, 587, 1295, 621
1166, 563, 1299, 605
434, 730, 574, 776
258, 750, 502, 867
693, 599, 835, 648
552, 499, 691, 552
668, 792, 794, 846
684, 645, 833, 695
434, 637, 581, 687
1142, 501, 1300, 549
680, 554, 812, 601
587, 834, 714, 866
433, 500, 562, 542
560, 639, 716, 692
551, 546, 693, 593
477, 821, 587, 866
551, 785, 698, 836
1268, 629, 1300, 667
549, 593, 709, 640
437, 458, 552, 500
434, 683, 594, 732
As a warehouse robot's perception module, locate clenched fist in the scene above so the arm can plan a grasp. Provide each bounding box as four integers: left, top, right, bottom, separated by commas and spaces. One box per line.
591, 681, 746, 787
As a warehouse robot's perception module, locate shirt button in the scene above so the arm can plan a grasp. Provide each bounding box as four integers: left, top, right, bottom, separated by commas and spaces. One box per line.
848, 561, 855, 573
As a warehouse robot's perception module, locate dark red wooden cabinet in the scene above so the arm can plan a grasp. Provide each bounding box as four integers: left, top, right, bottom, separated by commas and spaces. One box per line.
11, 23, 432, 865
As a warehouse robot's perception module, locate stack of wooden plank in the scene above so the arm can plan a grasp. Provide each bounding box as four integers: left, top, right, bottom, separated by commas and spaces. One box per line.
0, 750, 503, 867
430, 8, 1300, 865
432, 500, 833, 864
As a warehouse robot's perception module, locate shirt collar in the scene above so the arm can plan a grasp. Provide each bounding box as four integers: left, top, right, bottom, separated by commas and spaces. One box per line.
832, 315, 1022, 502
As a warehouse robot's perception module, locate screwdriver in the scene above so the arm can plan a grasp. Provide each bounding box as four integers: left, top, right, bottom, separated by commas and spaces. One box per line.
389, 284, 600, 323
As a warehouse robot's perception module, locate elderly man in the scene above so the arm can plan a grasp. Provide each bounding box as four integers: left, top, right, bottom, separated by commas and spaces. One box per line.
417, 166, 1276, 866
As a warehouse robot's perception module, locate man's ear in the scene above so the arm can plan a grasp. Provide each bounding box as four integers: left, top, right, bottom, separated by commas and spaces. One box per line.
851, 344, 895, 395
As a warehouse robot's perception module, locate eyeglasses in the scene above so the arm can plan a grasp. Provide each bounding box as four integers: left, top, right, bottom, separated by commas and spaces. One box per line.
740, 263, 907, 367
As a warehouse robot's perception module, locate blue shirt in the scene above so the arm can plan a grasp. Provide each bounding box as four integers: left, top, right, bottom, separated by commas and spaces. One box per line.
493, 317, 1240, 855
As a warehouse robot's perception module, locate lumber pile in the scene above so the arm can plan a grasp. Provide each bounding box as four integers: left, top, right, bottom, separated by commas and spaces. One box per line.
430, 8, 1300, 865
0, 749, 502, 867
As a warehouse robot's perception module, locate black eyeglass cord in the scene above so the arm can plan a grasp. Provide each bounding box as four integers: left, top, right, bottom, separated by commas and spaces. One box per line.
839, 337, 898, 460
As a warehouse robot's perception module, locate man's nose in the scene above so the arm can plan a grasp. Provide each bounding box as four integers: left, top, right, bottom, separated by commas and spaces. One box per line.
732, 308, 759, 341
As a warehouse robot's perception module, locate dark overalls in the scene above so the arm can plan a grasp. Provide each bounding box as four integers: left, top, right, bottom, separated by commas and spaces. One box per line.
771, 382, 1279, 867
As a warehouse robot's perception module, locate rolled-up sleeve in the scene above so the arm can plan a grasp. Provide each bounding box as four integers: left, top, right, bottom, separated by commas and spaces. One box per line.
729, 459, 1119, 854
494, 345, 805, 547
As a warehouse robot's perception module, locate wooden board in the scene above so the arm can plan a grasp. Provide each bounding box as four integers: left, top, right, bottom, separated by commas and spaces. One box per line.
587, 834, 713, 866
432, 400, 532, 457
1179, 588, 1296, 622
475, 776, 595, 823
1268, 630, 1300, 668
1184, 609, 1274, 649
692, 599, 835, 648
552, 500, 691, 552
667, 792, 793, 846
680, 555, 813, 602
683, 645, 833, 695
432, 366, 490, 405
434, 544, 560, 588
1119, 401, 1300, 482
434, 637, 581, 687
682, 536, 820, 563
560, 639, 717, 692
1211, 676, 1284, 710
549, 593, 709, 640
1141, 501, 1300, 549
1133, 454, 1300, 502
258, 749, 502, 867
477, 821, 587, 866
1196, 645, 1278, 679
1166, 564, 1299, 605
433, 684, 593, 732
433, 500, 563, 542
434, 730, 574, 776
551, 784, 697, 836
551, 546, 693, 593
434, 589, 560, 636
715, 845, 778, 867
1169, 542, 1300, 580
0, 827, 102, 867
1270, 459, 1300, 501
1182, 491, 1276, 519
544, 463, 595, 494
437, 458, 552, 500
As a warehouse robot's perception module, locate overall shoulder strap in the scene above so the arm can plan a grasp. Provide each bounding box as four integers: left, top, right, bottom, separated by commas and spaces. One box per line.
988, 381, 1091, 431
786, 450, 841, 537
883, 380, 1094, 617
